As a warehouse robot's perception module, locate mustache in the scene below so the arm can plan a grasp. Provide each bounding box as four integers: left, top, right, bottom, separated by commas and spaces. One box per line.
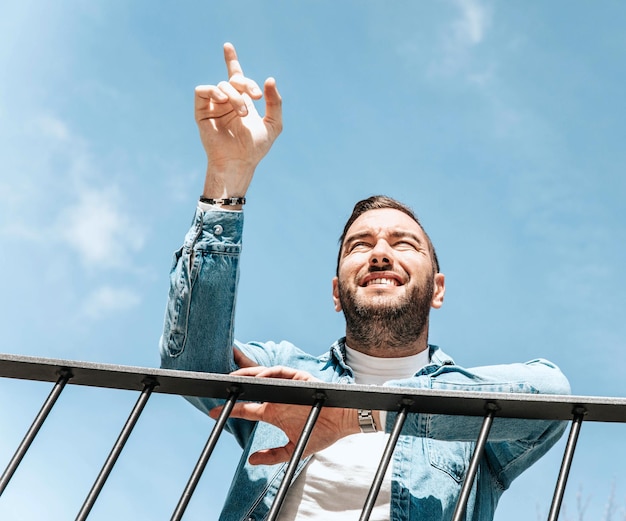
368, 265, 393, 273
367, 265, 405, 279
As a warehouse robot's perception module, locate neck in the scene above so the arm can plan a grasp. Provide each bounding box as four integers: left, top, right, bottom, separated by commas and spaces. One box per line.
345, 326, 430, 358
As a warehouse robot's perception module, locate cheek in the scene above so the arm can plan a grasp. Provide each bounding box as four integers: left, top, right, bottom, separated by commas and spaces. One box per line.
400, 257, 432, 280
338, 257, 363, 279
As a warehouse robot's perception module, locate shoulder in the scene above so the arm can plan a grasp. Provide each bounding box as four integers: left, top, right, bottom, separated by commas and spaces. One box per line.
431, 357, 571, 395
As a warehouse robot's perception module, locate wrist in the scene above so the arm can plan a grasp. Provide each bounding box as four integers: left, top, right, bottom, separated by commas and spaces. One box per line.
202, 179, 247, 210
203, 161, 255, 201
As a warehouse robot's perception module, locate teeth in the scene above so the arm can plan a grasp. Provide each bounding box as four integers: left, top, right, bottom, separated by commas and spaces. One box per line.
366, 278, 398, 286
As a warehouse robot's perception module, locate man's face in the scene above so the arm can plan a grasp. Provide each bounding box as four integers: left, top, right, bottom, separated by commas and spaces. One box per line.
332, 209, 445, 353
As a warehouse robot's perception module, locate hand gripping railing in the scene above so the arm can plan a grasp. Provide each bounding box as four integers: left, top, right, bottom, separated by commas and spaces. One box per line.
1, 353, 625, 520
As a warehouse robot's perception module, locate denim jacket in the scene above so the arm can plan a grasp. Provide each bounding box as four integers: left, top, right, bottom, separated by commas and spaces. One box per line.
160, 208, 570, 521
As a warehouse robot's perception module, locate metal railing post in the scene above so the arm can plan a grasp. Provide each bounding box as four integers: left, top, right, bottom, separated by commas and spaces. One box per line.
546, 407, 586, 521
0, 369, 71, 496
170, 386, 241, 521
75, 378, 157, 521
266, 393, 326, 521
451, 402, 498, 521
360, 399, 413, 521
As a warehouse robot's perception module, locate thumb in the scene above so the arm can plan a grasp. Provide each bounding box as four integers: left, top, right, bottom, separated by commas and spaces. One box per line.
249, 445, 292, 466
263, 77, 283, 134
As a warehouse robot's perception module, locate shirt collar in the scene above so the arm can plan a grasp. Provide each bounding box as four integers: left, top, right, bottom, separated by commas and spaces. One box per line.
329, 338, 455, 369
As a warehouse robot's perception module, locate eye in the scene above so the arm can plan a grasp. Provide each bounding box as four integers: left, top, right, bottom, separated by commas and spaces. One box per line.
394, 240, 418, 251
348, 241, 371, 253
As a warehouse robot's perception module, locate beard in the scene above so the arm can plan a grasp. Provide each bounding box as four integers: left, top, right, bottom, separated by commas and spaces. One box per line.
337, 276, 434, 353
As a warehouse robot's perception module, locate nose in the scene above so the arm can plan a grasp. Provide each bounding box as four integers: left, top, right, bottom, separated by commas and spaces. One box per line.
369, 240, 393, 268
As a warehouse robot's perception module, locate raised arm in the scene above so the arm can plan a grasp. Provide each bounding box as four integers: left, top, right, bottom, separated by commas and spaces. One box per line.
195, 42, 282, 208
160, 45, 282, 433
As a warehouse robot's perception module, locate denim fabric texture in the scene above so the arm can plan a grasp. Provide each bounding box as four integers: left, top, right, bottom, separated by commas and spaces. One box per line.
159, 207, 570, 521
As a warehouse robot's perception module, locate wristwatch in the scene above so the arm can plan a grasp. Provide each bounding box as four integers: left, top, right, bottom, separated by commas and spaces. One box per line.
357, 409, 377, 433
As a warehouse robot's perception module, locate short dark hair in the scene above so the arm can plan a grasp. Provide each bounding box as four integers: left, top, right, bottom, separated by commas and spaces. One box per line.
336, 195, 440, 275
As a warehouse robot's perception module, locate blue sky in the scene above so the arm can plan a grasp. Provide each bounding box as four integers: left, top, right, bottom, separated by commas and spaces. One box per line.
1, 1, 625, 520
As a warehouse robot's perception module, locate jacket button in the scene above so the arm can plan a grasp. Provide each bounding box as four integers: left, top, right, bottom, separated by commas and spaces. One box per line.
213, 224, 223, 235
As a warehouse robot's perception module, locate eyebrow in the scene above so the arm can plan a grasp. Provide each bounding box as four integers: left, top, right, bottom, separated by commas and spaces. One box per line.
343, 229, 425, 248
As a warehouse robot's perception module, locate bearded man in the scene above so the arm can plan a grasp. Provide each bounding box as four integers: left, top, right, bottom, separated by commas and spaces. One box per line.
159, 43, 569, 521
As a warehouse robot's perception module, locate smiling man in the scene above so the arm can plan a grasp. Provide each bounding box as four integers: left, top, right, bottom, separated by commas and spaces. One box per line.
334, 201, 444, 359
159, 43, 570, 521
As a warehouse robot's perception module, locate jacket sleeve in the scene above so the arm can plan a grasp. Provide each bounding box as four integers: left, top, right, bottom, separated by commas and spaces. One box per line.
159, 207, 260, 445
384, 358, 571, 489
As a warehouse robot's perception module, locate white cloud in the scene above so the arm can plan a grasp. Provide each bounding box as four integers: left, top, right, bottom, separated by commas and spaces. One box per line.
451, 0, 490, 46
83, 285, 141, 319
56, 185, 145, 269
429, 0, 493, 78
0, 107, 146, 270
38, 114, 71, 142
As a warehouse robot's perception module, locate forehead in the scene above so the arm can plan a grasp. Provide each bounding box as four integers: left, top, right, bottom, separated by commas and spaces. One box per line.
344, 208, 425, 241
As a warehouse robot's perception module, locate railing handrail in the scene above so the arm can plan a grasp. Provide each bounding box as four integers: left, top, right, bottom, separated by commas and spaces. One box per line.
2, 351, 625, 520
1, 352, 625, 423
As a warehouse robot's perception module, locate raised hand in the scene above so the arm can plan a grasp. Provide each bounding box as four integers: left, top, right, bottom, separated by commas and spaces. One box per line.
195, 42, 283, 202
210, 365, 361, 465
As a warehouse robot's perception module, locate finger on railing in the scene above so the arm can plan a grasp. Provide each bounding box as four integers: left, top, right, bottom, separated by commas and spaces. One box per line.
266, 393, 326, 521
0, 369, 72, 497
546, 407, 586, 521
75, 378, 158, 521
170, 385, 242, 521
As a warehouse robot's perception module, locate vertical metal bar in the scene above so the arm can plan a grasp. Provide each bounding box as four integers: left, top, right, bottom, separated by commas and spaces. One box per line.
0, 369, 71, 497
451, 403, 498, 521
75, 379, 157, 521
546, 407, 586, 521
360, 399, 413, 521
266, 394, 326, 521
170, 386, 241, 521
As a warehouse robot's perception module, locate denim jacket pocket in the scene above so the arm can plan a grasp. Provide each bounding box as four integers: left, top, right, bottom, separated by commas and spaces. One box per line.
426, 437, 473, 483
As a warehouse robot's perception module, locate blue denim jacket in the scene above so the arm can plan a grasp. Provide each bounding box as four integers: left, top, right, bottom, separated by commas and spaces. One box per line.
160, 208, 570, 521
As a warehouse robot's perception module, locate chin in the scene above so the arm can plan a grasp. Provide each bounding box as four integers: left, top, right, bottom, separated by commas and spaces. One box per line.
366, 286, 405, 299
359, 293, 407, 310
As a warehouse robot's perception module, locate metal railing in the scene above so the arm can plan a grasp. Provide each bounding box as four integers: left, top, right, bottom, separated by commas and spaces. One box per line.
1, 352, 625, 521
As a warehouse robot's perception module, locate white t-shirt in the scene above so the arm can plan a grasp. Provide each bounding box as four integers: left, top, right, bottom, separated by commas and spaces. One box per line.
278, 346, 429, 520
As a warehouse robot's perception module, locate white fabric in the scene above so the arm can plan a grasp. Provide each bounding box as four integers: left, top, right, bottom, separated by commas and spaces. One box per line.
278, 346, 429, 520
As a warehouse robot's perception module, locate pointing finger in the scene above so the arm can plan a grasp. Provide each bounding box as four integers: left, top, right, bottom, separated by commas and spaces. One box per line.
223, 42, 244, 81
223, 42, 262, 99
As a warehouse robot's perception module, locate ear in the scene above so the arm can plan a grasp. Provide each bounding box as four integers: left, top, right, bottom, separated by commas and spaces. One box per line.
431, 273, 445, 309
332, 277, 342, 312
